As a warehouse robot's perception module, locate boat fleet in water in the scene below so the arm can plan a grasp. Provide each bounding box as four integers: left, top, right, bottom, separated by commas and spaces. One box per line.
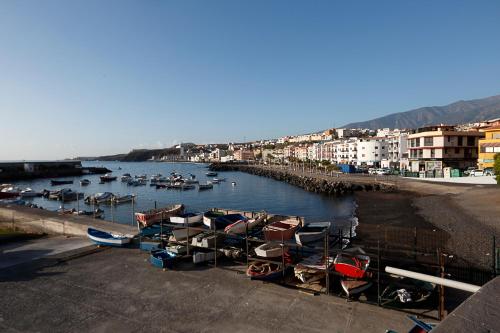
0, 170, 237, 217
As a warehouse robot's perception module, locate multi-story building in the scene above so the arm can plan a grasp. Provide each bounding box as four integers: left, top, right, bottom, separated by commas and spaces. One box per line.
478, 125, 500, 169
233, 149, 255, 161
381, 132, 409, 169
407, 125, 484, 172
356, 137, 388, 167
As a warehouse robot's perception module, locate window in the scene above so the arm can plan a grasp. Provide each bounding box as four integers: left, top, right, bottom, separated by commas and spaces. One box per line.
467, 136, 475, 146
447, 136, 451, 142
361, 154, 365, 157
382, 154, 385, 157
381, 146, 385, 149
424, 137, 433, 146
375, 154, 378, 157
431, 149, 435, 158
375, 146, 379, 149
455, 147, 460, 154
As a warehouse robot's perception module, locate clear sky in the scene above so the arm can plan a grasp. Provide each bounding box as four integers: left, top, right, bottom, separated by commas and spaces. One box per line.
1, 0, 500, 160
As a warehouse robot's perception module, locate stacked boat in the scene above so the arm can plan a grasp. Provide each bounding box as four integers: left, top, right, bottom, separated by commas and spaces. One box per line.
135, 204, 184, 227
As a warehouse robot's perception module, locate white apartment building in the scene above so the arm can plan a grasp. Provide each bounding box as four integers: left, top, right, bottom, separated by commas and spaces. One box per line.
381, 132, 409, 169
356, 137, 388, 167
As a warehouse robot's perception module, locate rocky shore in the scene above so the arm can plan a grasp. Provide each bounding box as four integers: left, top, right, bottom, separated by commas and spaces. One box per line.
209, 163, 395, 195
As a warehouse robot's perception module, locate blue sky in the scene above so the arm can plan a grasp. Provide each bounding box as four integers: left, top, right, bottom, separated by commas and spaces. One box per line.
1, 0, 500, 160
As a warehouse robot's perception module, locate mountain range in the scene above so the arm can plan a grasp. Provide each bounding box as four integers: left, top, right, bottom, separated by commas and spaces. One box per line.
343, 94, 500, 130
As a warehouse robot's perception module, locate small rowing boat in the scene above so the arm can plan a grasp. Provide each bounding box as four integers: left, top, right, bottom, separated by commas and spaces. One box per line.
100, 174, 117, 182
294, 222, 331, 245
135, 204, 184, 227
50, 180, 73, 186
341, 280, 373, 297
202, 210, 225, 228
112, 194, 135, 204
150, 248, 176, 269
170, 212, 203, 226
263, 217, 301, 241
333, 247, 371, 279
224, 213, 266, 235
254, 242, 284, 258
87, 227, 131, 247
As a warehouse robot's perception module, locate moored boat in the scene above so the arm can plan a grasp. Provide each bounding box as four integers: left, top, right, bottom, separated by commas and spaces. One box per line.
135, 204, 184, 227
85, 192, 114, 204
170, 212, 203, 226
100, 174, 117, 182
206, 171, 217, 177
50, 180, 73, 186
263, 217, 301, 241
198, 183, 213, 190
87, 227, 132, 247
294, 222, 331, 245
20, 188, 42, 198
112, 194, 135, 204
80, 179, 91, 186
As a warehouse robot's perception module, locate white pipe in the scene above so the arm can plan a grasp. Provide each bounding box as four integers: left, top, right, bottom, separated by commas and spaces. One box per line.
385, 266, 481, 293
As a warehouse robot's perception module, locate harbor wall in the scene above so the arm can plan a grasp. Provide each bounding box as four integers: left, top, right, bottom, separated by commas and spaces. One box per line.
209, 163, 395, 195
0, 205, 137, 237
0, 161, 110, 181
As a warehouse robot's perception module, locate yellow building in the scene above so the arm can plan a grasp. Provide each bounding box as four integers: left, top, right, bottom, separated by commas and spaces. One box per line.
478, 125, 500, 169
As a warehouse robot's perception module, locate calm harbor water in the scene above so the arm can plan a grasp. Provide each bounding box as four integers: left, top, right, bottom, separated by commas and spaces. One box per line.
11, 162, 356, 226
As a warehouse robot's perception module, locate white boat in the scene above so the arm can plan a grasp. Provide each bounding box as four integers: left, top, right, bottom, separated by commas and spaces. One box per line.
169, 213, 203, 226
20, 188, 42, 198
231, 181, 236, 186
191, 232, 224, 248
294, 222, 331, 245
80, 179, 91, 186
87, 227, 132, 247
170, 227, 202, 241
121, 174, 132, 182
193, 251, 219, 264
224, 213, 267, 235
112, 194, 135, 204
254, 242, 284, 258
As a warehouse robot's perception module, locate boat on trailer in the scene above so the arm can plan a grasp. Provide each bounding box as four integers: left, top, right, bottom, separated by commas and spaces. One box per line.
294, 222, 331, 245
135, 204, 184, 227
87, 227, 131, 247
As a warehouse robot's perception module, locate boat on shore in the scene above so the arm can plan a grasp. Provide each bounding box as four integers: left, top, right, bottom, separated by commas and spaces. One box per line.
170, 212, 203, 226
294, 222, 331, 245
263, 216, 301, 241
87, 227, 131, 247
203, 210, 225, 228
171, 227, 202, 241
150, 248, 176, 269
50, 180, 73, 186
224, 213, 266, 235
213, 213, 248, 231
333, 247, 371, 279
254, 242, 284, 258
246, 261, 285, 281
341, 280, 373, 297
135, 204, 184, 227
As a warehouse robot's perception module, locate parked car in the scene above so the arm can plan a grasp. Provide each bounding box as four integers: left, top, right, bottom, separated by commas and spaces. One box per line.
463, 167, 476, 176
483, 168, 495, 176
469, 169, 484, 177
375, 168, 391, 175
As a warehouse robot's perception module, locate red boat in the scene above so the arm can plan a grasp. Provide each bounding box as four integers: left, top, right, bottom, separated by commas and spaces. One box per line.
263, 217, 301, 241
333, 251, 371, 279
135, 204, 184, 227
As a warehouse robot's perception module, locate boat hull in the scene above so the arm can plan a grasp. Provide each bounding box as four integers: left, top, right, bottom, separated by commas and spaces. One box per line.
87, 228, 131, 247
135, 204, 184, 227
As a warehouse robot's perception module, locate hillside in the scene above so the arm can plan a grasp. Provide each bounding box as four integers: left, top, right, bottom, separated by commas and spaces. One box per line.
343, 94, 500, 129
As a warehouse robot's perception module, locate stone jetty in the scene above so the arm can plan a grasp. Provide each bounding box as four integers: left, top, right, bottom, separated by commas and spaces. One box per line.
209, 163, 395, 195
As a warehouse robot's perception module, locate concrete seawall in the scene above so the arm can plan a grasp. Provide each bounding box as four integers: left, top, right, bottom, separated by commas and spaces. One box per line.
0, 204, 137, 237
209, 163, 395, 195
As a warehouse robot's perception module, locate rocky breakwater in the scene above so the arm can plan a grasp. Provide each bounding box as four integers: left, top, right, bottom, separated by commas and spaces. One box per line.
209, 163, 394, 195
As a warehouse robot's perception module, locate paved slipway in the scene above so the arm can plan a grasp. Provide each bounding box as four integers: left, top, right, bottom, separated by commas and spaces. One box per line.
0, 247, 413, 333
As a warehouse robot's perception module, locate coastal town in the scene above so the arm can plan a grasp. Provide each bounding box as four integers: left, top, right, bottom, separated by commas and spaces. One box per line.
142, 119, 500, 182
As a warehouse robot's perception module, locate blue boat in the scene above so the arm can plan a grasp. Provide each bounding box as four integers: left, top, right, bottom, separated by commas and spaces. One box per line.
150, 249, 176, 269
213, 214, 248, 231
140, 239, 161, 251
140, 224, 165, 237
87, 227, 131, 247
